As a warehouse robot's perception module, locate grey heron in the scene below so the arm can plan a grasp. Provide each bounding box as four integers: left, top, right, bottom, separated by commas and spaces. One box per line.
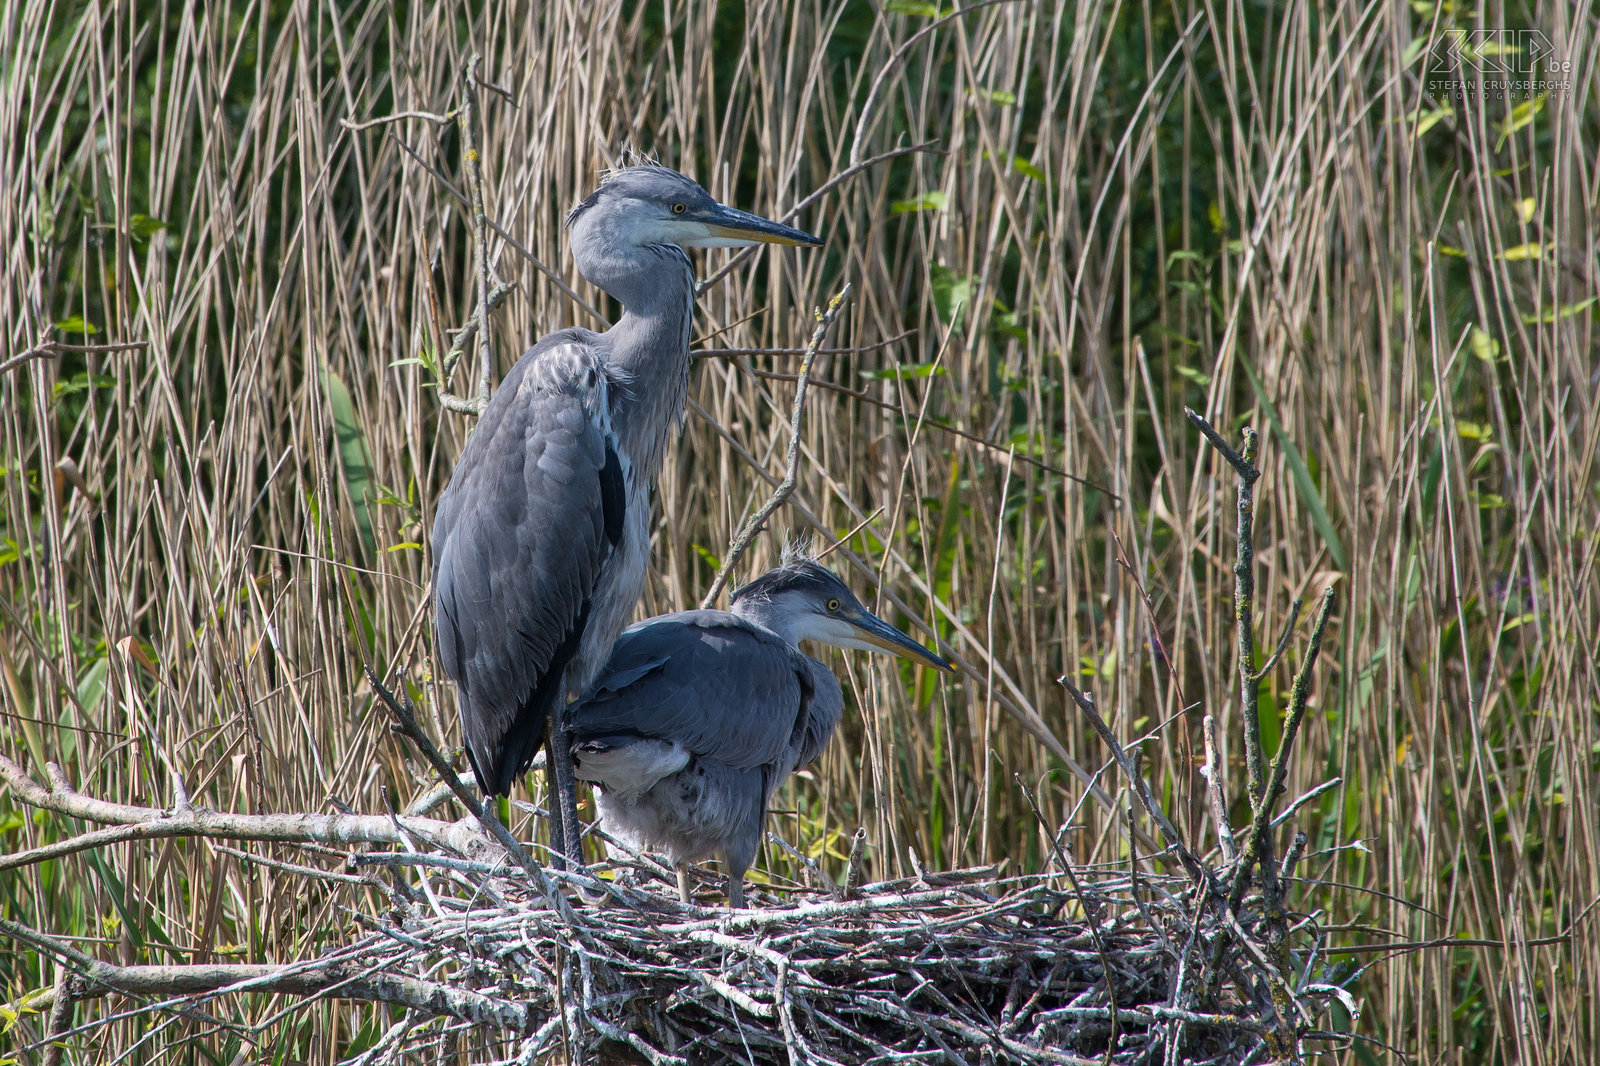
568, 559, 953, 906
431, 165, 822, 861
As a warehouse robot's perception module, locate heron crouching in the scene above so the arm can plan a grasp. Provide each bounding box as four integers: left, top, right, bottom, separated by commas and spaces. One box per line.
431, 165, 822, 861
567, 559, 953, 907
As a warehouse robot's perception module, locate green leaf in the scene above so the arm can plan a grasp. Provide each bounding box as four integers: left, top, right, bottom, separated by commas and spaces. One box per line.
130, 214, 168, 242
1011, 156, 1047, 183
52, 372, 118, 401
1240, 360, 1349, 570
890, 191, 948, 214
33, 187, 56, 245
1468, 327, 1502, 363
860, 362, 947, 381
321, 363, 377, 559
691, 543, 721, 571
1496, 94, 1545, 150
1521, 296, 1598, 324
53, 315, 98, 336
1400, 34, 1432, 68
1175, 365, 1211, 387
1166, 250, 1205, 269
1401, 104, 1452, 140
977, 87, 1016, 106
384, 542, 423, 553
76, 657, 109, 713
1499, 242, 1547, 261
885, 0, 940, 14
990, 302, 1026, 342
929, 264, 974, 326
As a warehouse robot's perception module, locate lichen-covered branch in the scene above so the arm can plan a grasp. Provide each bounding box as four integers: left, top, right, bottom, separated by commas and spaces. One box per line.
0, 752, 491, 865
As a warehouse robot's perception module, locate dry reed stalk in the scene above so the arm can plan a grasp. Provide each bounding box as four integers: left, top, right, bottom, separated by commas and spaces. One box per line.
1, 0, 1595, 1060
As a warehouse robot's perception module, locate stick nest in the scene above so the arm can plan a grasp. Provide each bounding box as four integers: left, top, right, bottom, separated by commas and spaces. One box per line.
337, 847, 1347, 1066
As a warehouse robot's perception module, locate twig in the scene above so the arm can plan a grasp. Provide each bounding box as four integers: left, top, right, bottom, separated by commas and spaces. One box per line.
440, 54, 499, 415
840, 828, 869, 899
1228, 587, 1337, 911
701, 285, 850, 608
1056, 679, 1207, 887
1017, 778, 1119, 1062
1, 339, 149, 376
692, 333, 913, 359
363, 666, 544, 884
339, 109, 460, 132
470, 66, 516, 103
768, 833, 835, 892
0, 917, 536, 1033
1202, 714, 1236, 862
440, 281, 514, 393
42, 965, 73, 1066
737, 363, 1104, 486
1184, 408, 1269, 817
1271, 776, 1342, 830
1251, 598, 1304, 681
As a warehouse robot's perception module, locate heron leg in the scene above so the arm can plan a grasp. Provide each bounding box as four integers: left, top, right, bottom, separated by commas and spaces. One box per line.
727, 874, 745, 910
676, 864, 691, 904
549, 716, 584, 865
542, 722, 567, 871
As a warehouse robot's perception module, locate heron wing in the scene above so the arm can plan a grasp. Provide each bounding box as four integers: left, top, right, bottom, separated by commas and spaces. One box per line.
432, 331, 626, 796
570, 610, 834, 773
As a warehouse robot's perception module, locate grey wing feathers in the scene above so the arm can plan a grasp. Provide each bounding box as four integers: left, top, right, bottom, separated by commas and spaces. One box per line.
571, 611, 834, 772
432, 331, 625, 796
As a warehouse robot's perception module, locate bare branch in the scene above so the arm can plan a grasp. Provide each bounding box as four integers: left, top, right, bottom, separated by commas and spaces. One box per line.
1202, 714, 1236, 862
340, 109, 460, 132
0, 752, 490, 859
1, 339, 149, 376
363, 667, 546, 883
1271, 776, 1343, 830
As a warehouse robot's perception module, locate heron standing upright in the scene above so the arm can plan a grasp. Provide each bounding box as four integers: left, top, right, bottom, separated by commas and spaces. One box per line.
431, 165, 822, 860
567, 558, 953, 906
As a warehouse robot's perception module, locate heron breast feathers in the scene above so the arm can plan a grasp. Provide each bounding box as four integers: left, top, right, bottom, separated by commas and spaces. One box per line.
572, 736, 690, 799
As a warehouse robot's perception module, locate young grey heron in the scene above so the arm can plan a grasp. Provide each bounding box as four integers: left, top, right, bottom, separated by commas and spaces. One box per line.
431, 166, 821, 861
568, 559, 953, 907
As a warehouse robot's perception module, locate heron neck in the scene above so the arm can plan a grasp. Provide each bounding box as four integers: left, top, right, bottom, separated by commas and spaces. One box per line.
594, 245, 695, 477
730, 601, 803, 649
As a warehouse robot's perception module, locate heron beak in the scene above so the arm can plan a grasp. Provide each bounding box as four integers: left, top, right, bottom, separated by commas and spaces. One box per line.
689, 204, 823, 248
843, 608, 954, 672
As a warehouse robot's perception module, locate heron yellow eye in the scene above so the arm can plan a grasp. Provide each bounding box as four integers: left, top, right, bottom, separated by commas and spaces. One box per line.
672, 203, 687, 214
826, 598, 840, 611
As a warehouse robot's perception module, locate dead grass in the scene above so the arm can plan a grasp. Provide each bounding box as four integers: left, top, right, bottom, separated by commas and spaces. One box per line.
1, 0, 1596, 1061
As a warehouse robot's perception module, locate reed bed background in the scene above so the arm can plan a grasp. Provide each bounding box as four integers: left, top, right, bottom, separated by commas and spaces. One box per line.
2, 0, 1596, 1061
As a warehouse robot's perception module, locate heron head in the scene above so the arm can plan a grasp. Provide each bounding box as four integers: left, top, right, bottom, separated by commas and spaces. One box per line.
731, 561, 953, 672
567, 165, 823, 251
